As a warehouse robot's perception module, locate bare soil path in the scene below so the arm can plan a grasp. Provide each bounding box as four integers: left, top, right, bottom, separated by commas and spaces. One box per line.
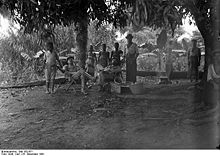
0, 83, 219, 149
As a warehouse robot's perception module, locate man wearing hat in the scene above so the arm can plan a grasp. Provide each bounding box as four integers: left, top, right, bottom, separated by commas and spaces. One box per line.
125, 33, 139, 83
188, 39, 201, 82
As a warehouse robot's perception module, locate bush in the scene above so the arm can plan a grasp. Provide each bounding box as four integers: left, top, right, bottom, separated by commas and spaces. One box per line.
137, 56, 158, 71
0, 25, 77, 85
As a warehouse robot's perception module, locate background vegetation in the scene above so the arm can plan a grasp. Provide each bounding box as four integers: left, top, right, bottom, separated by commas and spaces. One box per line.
1, 21, 199, 86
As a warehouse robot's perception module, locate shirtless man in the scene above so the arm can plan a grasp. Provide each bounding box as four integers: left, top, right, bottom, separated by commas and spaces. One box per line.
44, 42, 62, 94
98, 44, 110, 68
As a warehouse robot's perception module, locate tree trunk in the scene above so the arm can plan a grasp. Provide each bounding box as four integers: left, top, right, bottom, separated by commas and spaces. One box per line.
194, 0, 220, 110
195, 16, 214, 83
195, 0, 220, 83
75, 17, 88, 69
75, 13, 88, 93
202, 35, 213, 82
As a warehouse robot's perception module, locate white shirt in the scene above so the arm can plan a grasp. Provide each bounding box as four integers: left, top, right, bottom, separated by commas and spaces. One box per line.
125, 43, 139, 58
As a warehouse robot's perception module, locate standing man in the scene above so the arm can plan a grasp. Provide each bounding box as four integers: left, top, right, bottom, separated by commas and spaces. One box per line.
44, 42, 63, 94
110, 42, 123, 66
88, 45, 97, 63
188, 39, 201, 82
125, 34, 139, 83
98, 43, 110, 68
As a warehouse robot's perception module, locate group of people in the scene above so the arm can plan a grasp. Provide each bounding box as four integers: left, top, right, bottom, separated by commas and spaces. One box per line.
85, 33, 139, 91
86, 42, 124, 91
42, 33, 139, 94
43, 33, 215, 94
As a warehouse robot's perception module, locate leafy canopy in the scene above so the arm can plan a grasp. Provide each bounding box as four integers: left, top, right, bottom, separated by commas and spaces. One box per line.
1, 0, 217, 40
0, 0, 131, 33
0, 0, 188, 33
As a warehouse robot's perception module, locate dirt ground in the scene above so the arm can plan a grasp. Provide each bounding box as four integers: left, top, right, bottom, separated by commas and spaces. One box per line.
0, 82, 219, 149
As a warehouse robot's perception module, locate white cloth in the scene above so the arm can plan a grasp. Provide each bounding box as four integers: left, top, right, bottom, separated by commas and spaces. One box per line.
124, 43, 139, 57
44, 50, 57, 66
207, 64, 220, 81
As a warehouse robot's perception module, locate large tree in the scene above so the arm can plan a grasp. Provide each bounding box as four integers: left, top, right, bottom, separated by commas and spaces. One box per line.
1, 0, 219, 75
0, 0, 130, 67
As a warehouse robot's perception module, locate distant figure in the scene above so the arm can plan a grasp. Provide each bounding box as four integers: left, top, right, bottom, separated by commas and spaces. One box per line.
125, 34, 139, 83
44, 42, 62, 94
188, 39, 201, 82
166, 40, 174, 82
110, 42, 123, 66
98, 44, 110, 68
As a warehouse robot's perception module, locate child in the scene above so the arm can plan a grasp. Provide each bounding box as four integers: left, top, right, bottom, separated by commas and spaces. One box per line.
44, 42, 62, 94
88, 45, 97, 64
85, 55, 95, 77
98, 44, 110, 68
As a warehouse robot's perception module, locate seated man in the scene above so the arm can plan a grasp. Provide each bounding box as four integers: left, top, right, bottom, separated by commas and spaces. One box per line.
62, 57, 96, 94
62, 57, 80, 82
97, 58, 122, 91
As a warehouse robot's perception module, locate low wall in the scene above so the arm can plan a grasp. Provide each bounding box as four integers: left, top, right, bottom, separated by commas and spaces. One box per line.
136, 71, 203, 80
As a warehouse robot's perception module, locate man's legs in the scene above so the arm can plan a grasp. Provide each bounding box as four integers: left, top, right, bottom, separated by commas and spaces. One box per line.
80, 70, 88, 95
45, 68, 50, 94
46, 81, 50, 93
97, 71, 105, 91
50, 67, 57, 93
166, 63, 172, 82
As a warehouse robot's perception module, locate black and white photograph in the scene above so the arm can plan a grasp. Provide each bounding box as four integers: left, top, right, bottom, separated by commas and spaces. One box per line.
0, 0, 220, 153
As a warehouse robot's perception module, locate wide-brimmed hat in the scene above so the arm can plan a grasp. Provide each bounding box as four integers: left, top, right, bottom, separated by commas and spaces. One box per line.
126, 33, 133, 39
